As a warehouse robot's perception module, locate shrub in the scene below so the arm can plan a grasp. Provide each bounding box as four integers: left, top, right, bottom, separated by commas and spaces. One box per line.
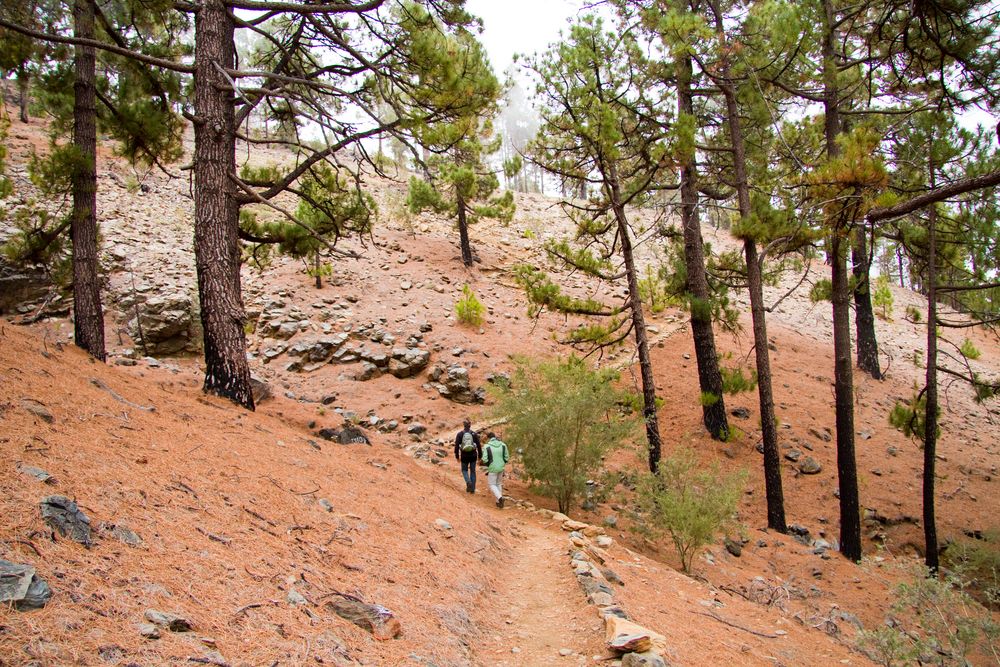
489, 355, 639, 515
455, 284, 485, 326
634, 448, 746, 573
856, 567, 999, 666
943, 531, 1000, 610
873, 275, 894, 320
960, 339, 981, 361
906, 305, 922, 323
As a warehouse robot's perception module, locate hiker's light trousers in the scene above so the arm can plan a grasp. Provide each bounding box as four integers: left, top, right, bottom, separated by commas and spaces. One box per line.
487, 471, 504, 501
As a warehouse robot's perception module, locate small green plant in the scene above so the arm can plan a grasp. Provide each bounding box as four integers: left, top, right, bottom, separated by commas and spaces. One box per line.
856, 566, 1000, 666
809, 278, 833, 303
634, 447, 747, 573
889, 390, 940, 440
906, 305, 922, 322
521, 228, 537, 240
943, 531, 1000, 610
638, 265, 671, 314
455, 284, 485, 326
873, 275, 894, 320
913, 349, 924, 368
959, 339, 981, 361
720, 365, 757, 394
699, 391, 720, 407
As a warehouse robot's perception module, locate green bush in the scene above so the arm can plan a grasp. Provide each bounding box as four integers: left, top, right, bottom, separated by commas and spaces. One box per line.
906, 305, 922, 323
455, 284, 485, 326
960, 339, 982, 361
873, 275, 894, 320
856, 567, 999, 666
943, 531, 1000, 610
634, 448, 746, 573
489, 355, 639, 514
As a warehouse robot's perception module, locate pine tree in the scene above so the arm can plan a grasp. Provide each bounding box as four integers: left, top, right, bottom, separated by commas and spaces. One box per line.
523, 15, 667, 472
406, 23, 512, 267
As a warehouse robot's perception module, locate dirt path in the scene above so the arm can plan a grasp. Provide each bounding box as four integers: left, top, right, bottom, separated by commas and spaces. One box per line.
472, 512, 608, 666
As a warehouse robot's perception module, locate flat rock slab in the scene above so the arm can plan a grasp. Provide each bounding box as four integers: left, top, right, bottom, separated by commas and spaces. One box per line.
40, 495, 92, 547
144, 609, 194, 632
325, 594, 402, 640
0, 560, 52, 610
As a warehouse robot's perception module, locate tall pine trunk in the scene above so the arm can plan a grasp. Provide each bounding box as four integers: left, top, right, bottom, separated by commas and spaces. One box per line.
457, 188, 473, 267
823, 0, 861, 561
713, 55, 786, 530
923, 158, 939, 571
194, 0, 254, 409
17, 66, 30, 123
609, 166, 662, 473
71, 0, 105, 362
853, 227, 882, 378
677, 53, 728, 440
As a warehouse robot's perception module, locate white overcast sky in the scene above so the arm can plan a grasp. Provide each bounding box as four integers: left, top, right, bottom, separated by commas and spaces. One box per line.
464, 0, 584, 77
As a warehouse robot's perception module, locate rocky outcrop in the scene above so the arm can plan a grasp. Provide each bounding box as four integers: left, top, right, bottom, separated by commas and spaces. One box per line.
426, 363, 485, 404
122, 291, 200, 355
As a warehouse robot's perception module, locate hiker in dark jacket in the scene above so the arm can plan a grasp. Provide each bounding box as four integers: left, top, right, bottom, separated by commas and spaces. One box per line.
454, 419, 482, 494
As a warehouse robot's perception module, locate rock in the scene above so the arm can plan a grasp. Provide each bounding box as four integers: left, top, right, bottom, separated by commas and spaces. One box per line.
387, 347, 431, 378
325, 594, 402, 640
137, 623, 160, 639
248, 376, 271, 404
562, 519, 589, 532
337, 424, 370, 445
784, 449, 802, 462
730, 407, 751, 419
40, 495, 92, 547
724, 537, 742, 557
595, 535, 613, 548
605, 616, 667, 655
426, 363, 485, 404
558, 648, 574, 656
144, 609, 193, 632
0, 560, 52, 610
16, 462, 56, 484
407, 423, 427, 435
434, 518, 452, 531
127, 292, 198, 355
601, 567, 624, 586
0, 263, 49, 315
799, 457, 822, 475
609, 633, 652, 653
21, 398, 54, 423
808, 427, 832, 442
98, 522, 142, 547
287, 589, 309, 606
621, 651, 668, 666
354, 361, 382, 381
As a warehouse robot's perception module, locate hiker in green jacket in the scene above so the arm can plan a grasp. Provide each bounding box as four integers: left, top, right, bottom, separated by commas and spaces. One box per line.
481, 432, 510, 508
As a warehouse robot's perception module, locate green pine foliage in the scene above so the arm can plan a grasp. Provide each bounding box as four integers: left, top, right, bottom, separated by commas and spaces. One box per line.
454, 284, 485, 326
960, 339, 981, 361
873, 276, 894, 320
889, 391, 940, 441
634, 447, 747, 573
943, 531, 1000, 610
489, 355, 639, 515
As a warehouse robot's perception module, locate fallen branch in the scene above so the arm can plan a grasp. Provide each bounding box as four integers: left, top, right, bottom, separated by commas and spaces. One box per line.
234, 602, 264, 617
6, 539, 42, 557
196, 526, 232, 545
89, 378, 155, 411
693, 610, 780, 639
265, 476, 319, 496
427, 541, 436, 556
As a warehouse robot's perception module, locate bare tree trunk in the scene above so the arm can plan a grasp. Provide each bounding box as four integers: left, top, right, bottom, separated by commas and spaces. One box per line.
822, 0, 861, 562
456, 188, 473, 267
71, 0, 105, 362
609, 167, 662, 473
923, 158, 939, 572
17, 66, 30, 123
853, 227, 881, 378
677, 53, 728, 440
711, 46, 786, 529
194, 0, 254, 409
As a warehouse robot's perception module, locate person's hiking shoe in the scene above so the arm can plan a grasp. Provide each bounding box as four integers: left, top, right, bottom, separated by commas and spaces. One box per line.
497, 497, 504, 509
465, 482, 472, 493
